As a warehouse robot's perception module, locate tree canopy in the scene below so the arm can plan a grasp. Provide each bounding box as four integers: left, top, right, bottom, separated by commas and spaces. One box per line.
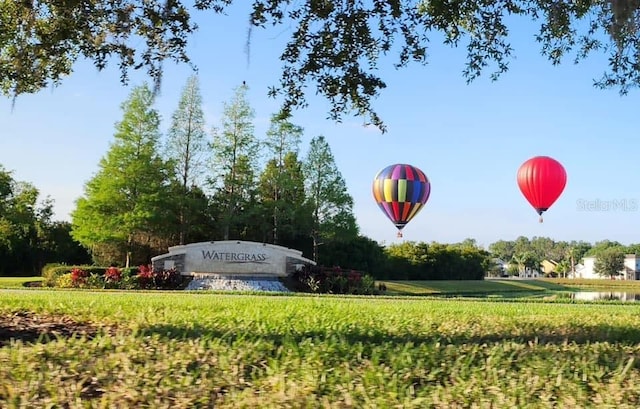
2, 0, 639, 132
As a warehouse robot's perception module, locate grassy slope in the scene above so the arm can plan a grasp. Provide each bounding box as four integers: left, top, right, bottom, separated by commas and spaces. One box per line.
2, 290, 640, 407
378, 278, 640, 295
377, 278, 574, 295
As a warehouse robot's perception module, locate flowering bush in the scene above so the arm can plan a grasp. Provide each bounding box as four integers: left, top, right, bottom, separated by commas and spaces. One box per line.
56, 273, 74, 288
292, 265, 376, 295
70, 268, 88, 287
153, 268, 183, 289
137, 264, 154, 289
49, 264, 188, 291
105, 266, 122, 283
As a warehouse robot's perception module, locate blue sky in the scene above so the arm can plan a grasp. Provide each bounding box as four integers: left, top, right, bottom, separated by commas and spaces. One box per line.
2, 4, 640, 249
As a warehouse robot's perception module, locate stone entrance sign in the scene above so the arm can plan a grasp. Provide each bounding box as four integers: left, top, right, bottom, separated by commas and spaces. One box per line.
151, 240, 316, 277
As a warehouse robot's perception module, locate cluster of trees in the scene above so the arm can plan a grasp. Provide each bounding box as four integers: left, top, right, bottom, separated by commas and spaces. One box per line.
70, 76, 358, 268
382, 239, 490, 280
0, 166, 90, 275
1, 73, 494, 280
488, 237, 640, 278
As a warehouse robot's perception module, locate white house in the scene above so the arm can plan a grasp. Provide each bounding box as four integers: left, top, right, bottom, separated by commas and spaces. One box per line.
569, 263, 585, 278
576, 254, 640, 280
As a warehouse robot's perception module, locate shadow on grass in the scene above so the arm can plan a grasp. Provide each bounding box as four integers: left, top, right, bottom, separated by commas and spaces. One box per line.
0, 310, 118, 347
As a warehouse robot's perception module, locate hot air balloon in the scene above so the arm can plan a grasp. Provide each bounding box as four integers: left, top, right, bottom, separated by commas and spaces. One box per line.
517, 156, 567, 223
372, 163, 431, 238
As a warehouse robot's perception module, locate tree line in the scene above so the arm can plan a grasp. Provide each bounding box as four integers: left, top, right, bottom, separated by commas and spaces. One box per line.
0, 165, 91, 275
488, 236, 640, 278
3, 157, 638, 281
70, 76, 358, 268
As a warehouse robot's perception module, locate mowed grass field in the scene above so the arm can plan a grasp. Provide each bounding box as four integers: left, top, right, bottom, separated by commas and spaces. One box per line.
2, 288, 640, 407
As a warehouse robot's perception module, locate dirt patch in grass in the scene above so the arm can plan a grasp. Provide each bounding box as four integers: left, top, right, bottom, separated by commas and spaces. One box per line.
0, 310, 117, 347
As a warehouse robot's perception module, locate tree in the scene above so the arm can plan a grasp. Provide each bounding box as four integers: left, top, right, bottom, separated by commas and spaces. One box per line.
303, 135, 358, 261
510, 251, 540, 276
260, 114, 304, 244
0, 165, 87, 275
586, 239, 624, 256
165, 74, 209, 244
556, 259, 570, 278
209, 82, 259, 240
489, 239, 515, 262
71, 83, 172, 267
3, 1, 640, 132
0, 167, 43, 275
594, 247, 625, 279
166, 74, 208, 189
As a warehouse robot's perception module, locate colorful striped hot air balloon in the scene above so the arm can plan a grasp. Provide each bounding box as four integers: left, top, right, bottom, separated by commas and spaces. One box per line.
372, 163, 431, 238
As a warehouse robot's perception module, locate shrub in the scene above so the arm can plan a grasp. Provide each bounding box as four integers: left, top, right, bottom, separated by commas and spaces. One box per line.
42, 263, 66, 287
43, 265, 108, 287
292, 265, 377, 295
87, 273, 105, 289
137, 264, 154, 289
70, 268, 88, 287
47, 263, 187, 291
153, 268, 184, 289
105, 266, 122, 283
55, 273, 73, 288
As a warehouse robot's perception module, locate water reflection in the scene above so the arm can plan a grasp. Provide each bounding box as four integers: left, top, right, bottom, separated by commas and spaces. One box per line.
569, 291, 640, 301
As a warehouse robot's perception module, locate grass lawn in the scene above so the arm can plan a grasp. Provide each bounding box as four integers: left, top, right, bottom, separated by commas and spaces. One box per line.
2, 288, 640, 407
0, 276, 42, 288
377, 278, 571, 296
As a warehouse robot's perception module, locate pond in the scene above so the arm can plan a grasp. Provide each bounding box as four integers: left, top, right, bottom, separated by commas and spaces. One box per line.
564, 291, 640, 302
443, 291, 640, 302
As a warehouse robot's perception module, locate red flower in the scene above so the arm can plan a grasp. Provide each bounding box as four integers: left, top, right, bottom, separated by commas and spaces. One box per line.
138, 264, 153, 278
70, 268, 87, 286
105, 266, 122, 282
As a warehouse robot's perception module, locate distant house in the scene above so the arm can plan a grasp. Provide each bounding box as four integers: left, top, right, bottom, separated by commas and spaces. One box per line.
569, 263, 585, 279
541, 259, 559, 276
520, 267, 541, 278
493, 258, 509, 274
577, 254, 640, 280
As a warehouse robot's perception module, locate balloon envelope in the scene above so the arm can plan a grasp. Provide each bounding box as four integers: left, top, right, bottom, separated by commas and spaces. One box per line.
517, 156, 567, 218
372, 163, 431, 232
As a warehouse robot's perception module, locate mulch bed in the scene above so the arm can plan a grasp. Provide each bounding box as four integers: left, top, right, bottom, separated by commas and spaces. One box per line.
0, 311, 116, 347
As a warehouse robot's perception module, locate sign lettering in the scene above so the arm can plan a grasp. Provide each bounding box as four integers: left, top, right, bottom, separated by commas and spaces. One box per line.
202, 250, 268, 263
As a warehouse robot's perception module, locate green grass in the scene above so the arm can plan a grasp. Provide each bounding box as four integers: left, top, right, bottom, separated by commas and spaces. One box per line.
378, 279, 572, 295
2, 289, 640, 407
0, 276, 42, 288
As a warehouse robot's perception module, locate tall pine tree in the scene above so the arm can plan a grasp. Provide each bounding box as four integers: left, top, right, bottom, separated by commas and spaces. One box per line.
260, 114, 304, 243
303, 135, 358, 261
165, 74, 209, 244
209, 82, 259, 240
71, 83, 172, 267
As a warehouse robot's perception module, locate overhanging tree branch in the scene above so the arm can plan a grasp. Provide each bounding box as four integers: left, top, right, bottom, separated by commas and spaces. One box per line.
2, 0, 640, 132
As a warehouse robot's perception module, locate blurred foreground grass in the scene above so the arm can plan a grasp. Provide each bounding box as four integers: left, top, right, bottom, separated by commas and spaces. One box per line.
2, 289, 640, 407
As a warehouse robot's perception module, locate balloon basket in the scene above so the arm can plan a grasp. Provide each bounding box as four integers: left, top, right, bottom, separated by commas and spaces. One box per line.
539, 216, 543, 223
397, 231, 403, 238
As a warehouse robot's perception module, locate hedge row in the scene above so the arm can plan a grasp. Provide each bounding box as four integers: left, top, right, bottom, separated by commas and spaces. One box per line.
42, 264, 139, 287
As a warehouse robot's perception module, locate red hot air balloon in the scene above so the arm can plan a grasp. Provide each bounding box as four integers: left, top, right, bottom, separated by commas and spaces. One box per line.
372, 164, 431, 238
517, 156, 567, 223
